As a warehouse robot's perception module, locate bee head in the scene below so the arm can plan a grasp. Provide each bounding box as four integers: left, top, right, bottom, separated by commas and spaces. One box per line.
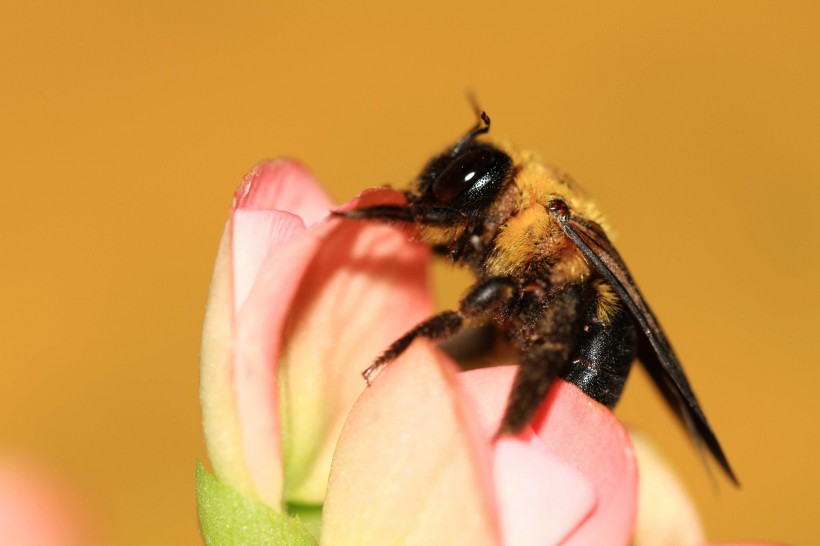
408, 111, 513, 217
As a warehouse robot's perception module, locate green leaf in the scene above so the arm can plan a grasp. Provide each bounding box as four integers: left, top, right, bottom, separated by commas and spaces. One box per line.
196, 460, 318, 546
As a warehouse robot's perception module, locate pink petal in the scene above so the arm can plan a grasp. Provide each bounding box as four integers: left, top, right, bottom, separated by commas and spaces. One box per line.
233, 159, 334, 226
231, 159, 333, 313
459, 366, 597, 546
276, 195, 433, 503
0, 455, 93, 546
203, 159, 434, 506
531, 380, 638, 545
322, 341, 501, 546
234, 186, 432, 505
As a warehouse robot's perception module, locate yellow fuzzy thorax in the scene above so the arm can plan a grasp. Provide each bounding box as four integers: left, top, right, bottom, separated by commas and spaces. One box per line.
485, 140, 611, 284
497, 141, 608, 228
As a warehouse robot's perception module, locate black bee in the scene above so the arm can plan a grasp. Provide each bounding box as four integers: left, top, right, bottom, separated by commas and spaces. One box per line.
335, 109, 737, 484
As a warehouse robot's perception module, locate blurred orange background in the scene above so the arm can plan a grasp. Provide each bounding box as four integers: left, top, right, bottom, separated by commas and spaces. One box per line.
2, 1, 818, 544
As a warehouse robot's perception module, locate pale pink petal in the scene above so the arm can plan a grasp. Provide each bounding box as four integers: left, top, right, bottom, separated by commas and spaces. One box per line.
201, 160, 329, 502
201, 222, 257, 494
232, 224, 323, 506
493, 437, 596, 546
232, 211, 305, 313
532, 380, 638, 546
459, 366, 597, 546
322, 341, 501, 546
228, 209, 309, 500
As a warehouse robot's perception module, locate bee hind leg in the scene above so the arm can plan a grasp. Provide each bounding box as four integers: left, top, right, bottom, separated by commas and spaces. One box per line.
497, 283, 586, 436
497, 342, 571, 436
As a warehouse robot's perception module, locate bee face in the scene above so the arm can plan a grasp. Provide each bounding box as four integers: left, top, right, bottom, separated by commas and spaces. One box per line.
335, 108, 738, 485
410, 142, 512, 215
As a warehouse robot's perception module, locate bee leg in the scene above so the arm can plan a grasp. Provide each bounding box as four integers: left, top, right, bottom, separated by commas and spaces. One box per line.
363, 277, 518, 384
498, 285, 584, 435
333, 205, 467, 227
497, 342, 571, 436
363, 311, 464, 385
459, 276, 518, 321
333, 204, 415, 222
561, 305, 637, 408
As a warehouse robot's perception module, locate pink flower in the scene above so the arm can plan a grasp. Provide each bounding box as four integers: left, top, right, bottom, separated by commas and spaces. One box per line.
0, 454, 94, 546
198, 159, 773, 545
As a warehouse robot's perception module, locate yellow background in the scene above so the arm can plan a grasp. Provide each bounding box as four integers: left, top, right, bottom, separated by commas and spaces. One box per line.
2, 1, 818, 544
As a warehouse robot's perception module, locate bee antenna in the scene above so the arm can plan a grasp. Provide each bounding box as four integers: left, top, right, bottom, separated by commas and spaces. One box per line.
453, 93, 491, 154
466, 89, 483, 117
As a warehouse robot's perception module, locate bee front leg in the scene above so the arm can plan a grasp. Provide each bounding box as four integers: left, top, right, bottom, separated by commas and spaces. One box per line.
333, 204, 468, 227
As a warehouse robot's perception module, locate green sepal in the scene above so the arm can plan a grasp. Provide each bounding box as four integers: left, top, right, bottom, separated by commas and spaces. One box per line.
196, 460, 318, 546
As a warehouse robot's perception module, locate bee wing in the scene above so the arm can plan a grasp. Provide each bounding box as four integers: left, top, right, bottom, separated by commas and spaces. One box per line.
558, 214, 738, 485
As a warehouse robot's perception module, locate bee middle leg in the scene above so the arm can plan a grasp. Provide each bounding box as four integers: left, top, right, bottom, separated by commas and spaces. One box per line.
363, 276, 519, 384
363, 310, 464, 384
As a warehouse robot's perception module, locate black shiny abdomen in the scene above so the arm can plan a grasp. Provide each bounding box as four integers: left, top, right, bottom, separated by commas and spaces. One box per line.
561, 305, 637, 408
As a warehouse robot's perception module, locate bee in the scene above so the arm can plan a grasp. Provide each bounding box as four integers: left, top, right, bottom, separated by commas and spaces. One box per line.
335, 107, 737, 484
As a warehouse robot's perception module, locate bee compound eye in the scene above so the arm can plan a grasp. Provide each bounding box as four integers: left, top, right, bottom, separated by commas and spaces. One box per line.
431, 150, 498, 204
